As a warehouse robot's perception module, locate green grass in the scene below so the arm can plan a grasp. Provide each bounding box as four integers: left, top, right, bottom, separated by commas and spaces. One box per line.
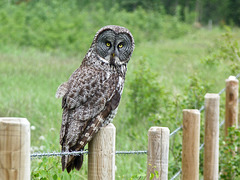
0, 26, 239, 179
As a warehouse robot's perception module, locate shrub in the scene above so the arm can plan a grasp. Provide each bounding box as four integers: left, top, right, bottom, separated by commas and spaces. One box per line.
127, 57, 167, 124
0, 1, 192, 54
219, 126, 240, 179
202, 27, 240, 75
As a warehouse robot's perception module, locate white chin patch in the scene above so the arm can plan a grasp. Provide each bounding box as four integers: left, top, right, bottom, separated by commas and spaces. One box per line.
115, 58, 125, 65
99, 56, 110, 63
99, 55, 125, 66
112, 56, 126, 66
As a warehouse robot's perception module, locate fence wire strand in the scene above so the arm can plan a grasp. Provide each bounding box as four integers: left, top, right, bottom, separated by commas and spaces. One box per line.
170, 125, 182, 137
31, 150, 88, 158
236, 72, 240, 79
116, 150, 147, 155
170, 169, 182, 180
31, 150, 147, 159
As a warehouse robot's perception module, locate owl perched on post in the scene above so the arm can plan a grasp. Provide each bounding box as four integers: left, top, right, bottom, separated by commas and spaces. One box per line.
55, 25, 134, 173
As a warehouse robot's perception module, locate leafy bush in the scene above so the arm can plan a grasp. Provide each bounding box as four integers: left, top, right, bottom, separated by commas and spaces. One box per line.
32, 158, 63, 180
126, 58, 211, 125
182, 74, 210, 109
126, 57, 212, 177
31, 156, 88, 180
0, 1, 192, 54
219, 126, 240, 179
202, 27, 240, 75
127, 57, 167, 124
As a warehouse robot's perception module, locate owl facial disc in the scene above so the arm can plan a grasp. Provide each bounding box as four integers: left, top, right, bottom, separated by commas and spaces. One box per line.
95, 28, 134, 66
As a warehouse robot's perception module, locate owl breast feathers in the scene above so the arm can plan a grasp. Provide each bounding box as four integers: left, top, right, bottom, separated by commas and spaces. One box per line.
56, 25, 134, 173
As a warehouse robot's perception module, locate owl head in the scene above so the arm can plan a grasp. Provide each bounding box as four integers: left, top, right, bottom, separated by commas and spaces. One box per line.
91, 25, 134, 67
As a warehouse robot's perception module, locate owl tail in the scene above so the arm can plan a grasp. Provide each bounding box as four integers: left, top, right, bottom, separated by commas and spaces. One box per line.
62, 147, 84, 173
61, 114, 108, 173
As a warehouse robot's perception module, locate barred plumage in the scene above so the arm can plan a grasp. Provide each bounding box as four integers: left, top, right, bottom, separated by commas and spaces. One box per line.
56, 25, 134, 173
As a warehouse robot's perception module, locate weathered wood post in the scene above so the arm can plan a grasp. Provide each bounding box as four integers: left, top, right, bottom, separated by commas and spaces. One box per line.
146, 127, 170, 180
88, 123, 116, 180
204, 93, 220, 180
182, 109, 200, 180
225, 76, 239, 135
0, 118, 30, 180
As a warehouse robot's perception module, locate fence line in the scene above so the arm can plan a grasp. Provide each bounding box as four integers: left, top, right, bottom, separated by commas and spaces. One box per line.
1, 73, 239, 180
170, 119, 226, 180
30, 73, 240, 180
31, 150, 89, 158
170, 73, 240, 180
31, 150, 148, 159
30, 123, 182, 159
161, 73, 240, 144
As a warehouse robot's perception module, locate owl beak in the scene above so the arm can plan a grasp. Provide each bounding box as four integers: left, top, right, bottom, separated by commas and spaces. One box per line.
110, 53, 116, 67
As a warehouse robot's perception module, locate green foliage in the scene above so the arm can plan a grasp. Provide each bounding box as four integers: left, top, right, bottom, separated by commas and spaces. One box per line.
202, 28, 240, 176
127, 57, 211, 126
0, 1, 192, 54
31, 157, 88, 180
219, 127, 240, 179
126, 57, 212, 177
129, 169, 146, 179
150, 170, 159, 179
31, 158, 65, 180
127, 58, 167, 123
116, 0, 240, 26
183, 7, 197, 24
182, 74, 210, 109
203, 28, 240, 75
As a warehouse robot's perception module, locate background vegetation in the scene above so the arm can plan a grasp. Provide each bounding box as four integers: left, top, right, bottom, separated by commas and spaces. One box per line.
0, 0, 239, 179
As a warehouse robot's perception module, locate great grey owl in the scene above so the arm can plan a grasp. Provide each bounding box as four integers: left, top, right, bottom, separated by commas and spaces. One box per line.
55, 25, 134, 173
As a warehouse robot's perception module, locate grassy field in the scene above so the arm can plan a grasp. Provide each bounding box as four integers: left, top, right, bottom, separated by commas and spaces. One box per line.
0, 26, 239, 179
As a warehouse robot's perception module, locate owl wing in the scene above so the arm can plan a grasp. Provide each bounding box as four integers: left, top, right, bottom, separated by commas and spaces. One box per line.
56, 81, 69, 99
59, 66, 121, 172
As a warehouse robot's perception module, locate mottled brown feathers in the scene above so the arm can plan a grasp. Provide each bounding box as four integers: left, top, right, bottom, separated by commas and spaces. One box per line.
56, 25, 134, 172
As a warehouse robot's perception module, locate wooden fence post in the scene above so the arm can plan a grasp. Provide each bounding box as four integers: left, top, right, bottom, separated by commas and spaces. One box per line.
225, 76, 239, 136
0, 118, 30, 180
146, 127, 170, 180
88, 123, 115, 180
204, 93, 220, 180
182, 109, 200, 180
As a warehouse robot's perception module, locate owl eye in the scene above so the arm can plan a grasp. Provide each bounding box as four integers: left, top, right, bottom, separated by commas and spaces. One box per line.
118, 43, 123, 48
106, 42, 111, 47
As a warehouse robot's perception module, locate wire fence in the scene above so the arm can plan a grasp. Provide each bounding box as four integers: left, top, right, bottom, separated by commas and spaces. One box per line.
31, 150, 148, 159
30, 73, 240, 179
170, 72, 240, 180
